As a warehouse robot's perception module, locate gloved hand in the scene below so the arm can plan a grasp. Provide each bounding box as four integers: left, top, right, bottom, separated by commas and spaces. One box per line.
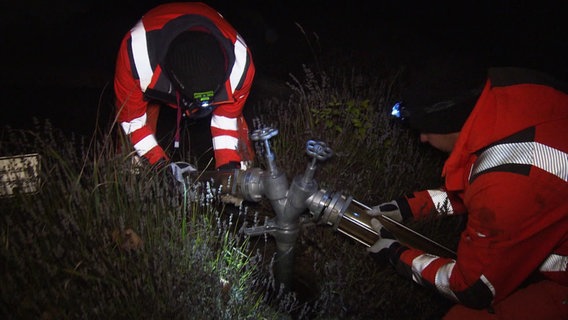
367, 218, 399, 254
366, 200, 403, 233
367, 218, 402, 266
169, 161, 197, 186
367, 200, 403, 221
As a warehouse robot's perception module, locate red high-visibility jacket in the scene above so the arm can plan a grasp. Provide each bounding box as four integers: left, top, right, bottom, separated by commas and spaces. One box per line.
114, 2, 255, 167
393, 67, 568, 309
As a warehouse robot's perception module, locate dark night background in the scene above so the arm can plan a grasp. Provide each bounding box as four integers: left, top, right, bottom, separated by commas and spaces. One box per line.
2, 0, 568, 138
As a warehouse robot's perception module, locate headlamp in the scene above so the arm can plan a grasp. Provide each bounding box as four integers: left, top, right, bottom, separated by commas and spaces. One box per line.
390, 101, 410, 124
391, 102, 402, 119
178, 90, 218, 119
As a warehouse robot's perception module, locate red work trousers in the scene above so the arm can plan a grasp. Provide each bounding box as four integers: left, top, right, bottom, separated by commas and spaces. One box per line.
444, 280, 568, 320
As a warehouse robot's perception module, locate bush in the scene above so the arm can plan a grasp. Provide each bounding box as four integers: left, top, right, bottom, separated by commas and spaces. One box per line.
249, 61, 457, 319
0, 122, 281, 319
1, 58, 460, 319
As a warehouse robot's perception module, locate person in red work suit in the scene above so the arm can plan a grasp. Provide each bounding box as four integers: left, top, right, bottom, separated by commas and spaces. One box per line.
367, 59, 568, 319
114, 2, 255, 170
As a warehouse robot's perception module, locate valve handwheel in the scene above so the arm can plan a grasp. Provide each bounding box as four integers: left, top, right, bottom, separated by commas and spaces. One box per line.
306, 140, 333, 161
251, 127, 279, 142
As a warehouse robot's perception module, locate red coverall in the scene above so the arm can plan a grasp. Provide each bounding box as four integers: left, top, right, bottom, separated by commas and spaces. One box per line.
114, 2, 255, 168
391, 68, 568, 319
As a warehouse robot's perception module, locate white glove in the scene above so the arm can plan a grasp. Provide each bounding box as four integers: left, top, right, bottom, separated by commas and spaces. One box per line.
367, 218, 398, 254
367, 200, 403, 221
367, 200, 403, 231
170, 162, 197, 185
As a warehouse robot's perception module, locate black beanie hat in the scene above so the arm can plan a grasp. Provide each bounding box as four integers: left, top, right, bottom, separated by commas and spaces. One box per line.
164, 31, 226, 100
401, 55, 487, 134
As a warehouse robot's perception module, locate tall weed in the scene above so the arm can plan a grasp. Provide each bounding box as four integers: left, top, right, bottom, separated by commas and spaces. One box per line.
251, 61, 456, 319
1, 51, 459, 319
0, 123, 281, 319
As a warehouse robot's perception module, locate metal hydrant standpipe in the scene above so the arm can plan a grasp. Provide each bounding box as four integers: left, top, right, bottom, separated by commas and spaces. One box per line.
184, 127, 382, 289
238, 128, 337, 288
235, 127, 384, 290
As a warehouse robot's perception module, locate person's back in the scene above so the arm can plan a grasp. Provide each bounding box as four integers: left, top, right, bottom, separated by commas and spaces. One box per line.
114, 2, 255, 169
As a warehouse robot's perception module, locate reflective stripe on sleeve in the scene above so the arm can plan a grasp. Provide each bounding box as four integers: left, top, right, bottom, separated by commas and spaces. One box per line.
134, 135, 158, 156
211, 115, 238, 131
411, 253, 496, 304
212, 136, 238, 151
410, 254, 437, 285
427, 189, 454, 214
480, 274, 496, 297
120, 113, 147, 135
130, 21, 153, 92
229, 35, 248, 93
539, 253, 568, 272
435, 261, 459, 301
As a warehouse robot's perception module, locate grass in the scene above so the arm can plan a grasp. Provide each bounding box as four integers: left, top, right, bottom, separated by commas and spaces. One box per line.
246, 58, 461, 319
0, 122, 282, 319
1, 51, 463, 319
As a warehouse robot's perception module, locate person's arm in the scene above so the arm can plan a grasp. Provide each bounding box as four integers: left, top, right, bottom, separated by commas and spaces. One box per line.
114, 37, 167, 165
210, 110, 244, 168
210, 48, 255, 168
370, 187, 467, 225
385, 173, 564, 309
398, 187, 467, 220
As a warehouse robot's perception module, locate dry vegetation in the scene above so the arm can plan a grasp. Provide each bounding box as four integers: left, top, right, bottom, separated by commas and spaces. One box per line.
1, 54, 464, 319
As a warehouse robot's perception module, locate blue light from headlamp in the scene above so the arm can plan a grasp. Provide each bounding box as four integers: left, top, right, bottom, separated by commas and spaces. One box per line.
390, 101, 411, 126
391, 102, 402, 119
